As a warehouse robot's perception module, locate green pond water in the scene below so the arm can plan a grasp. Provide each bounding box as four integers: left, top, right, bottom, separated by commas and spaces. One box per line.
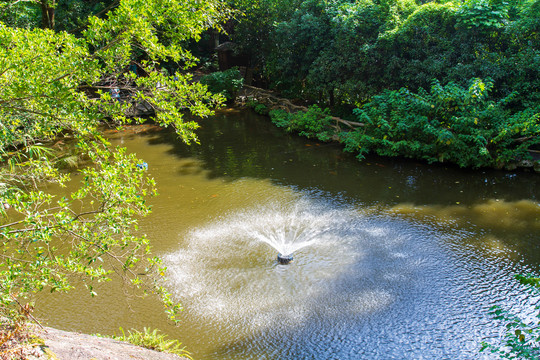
35, 109, 540, 359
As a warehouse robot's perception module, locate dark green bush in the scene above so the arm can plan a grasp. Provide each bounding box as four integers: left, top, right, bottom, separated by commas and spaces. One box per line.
253, 103, 269, 115
247, 100, 269, 115
341, 78, 540, 168
200, 68, 244, 101
269, 105, 334, 141
230, 0, 540, 169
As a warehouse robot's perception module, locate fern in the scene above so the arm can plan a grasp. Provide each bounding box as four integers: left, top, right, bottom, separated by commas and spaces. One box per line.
103, 327, 192, 359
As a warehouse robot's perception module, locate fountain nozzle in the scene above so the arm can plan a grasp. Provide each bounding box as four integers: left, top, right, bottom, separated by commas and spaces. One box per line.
277, 253, 293, 265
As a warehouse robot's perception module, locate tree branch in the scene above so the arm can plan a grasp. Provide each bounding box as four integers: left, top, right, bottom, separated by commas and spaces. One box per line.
6, 0, 40, 8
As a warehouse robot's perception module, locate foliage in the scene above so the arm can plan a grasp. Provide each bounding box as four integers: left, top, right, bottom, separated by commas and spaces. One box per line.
0, 0, 118, 31
481, 275, 540, 359
0, 303, 42, 359
269, 105, 335, 141
106, 327, 192, 359
232, 0, 540, 111
216, 0, 539, 169
340, 78, 540, 168
0, 0, 229, 327
227, 0, 301, 69
246, 100, 269, 115
253, 103, 269, 115
0, 1, 40, 29
264, 0, 336, 98
200, 67, 244, 101
456, 0, 509, 30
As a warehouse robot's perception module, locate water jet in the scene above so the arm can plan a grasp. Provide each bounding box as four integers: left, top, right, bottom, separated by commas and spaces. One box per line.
277, 253, 293, 264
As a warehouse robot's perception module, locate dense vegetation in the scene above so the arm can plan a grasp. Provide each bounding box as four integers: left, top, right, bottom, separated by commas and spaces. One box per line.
0, 0, 227, 342
221, 1, 540, 355
226, 0, 539, 169
200, 67, 244, 101
341, 78, 539, 168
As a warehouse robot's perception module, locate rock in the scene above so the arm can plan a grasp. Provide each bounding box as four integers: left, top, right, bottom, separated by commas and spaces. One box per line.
37, 327, 189, 360
519, 159, 534, 167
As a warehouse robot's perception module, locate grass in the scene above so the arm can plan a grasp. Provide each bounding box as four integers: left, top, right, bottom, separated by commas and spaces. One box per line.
101, 327, 192, 359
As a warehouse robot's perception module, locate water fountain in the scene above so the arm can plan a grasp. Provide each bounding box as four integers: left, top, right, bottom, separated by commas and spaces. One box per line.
236, 199, 340, 264
161, 195, 523, 360
37, 110, 540, 360
277, 253, 293, 264
165, 198, 361, 329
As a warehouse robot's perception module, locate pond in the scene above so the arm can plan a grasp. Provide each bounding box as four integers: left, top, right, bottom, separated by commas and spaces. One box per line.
35, 109, 540, 359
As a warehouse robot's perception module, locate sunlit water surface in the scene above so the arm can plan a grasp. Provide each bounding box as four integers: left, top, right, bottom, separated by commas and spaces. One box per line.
35, 109, 540, 359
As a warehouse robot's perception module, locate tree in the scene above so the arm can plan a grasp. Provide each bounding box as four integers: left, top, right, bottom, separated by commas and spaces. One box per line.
0, 0, 117, 31
341, 78, 540, 168
481, 275, 540, 359
225, 0, 301, 85
0, 0, 229, 327
268, 0, 332, 96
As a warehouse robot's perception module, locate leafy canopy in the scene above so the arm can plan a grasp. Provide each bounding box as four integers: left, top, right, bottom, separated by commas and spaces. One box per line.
0, 0, 229, 323
230, 0, 539, 168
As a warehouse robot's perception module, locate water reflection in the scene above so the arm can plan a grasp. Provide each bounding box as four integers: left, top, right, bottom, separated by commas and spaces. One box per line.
388, 199, 540, 264
146, 110, 539, 207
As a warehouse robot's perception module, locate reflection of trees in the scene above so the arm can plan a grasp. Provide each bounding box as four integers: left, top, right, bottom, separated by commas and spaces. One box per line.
390, 199, 540, 232
147, 110, 539, 207
150, 111, 344, 181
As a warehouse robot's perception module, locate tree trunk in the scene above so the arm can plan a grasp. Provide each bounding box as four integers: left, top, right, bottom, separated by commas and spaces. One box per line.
41, 0, 55, 29
211, 29, 220, 49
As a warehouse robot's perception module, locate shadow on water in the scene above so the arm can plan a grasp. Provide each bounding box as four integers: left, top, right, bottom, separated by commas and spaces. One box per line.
143, 109, 539, 207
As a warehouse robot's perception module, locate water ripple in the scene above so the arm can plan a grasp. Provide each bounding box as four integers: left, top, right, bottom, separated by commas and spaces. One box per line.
164, 195, 538, 359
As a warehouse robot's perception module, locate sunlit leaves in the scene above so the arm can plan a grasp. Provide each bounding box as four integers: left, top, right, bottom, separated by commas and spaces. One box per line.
235, 0, 539, 110
0, 141, 158, 317
0, 24, 98, 153
456, 0, 510, 30
0, 0, 230, 322
269, 105, 334, 141
341, 78, 540, 168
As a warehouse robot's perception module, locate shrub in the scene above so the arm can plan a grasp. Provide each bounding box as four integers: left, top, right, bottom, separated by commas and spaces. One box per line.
246, 100, 269, 115
269, 105, 335, 141
341, 78, 540, 168
200, 67, 244, 101
253, 103, 269, 115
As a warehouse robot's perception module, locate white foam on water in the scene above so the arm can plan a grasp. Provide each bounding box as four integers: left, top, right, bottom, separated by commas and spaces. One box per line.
164, 198, 363, 330
162, 197, 436, 337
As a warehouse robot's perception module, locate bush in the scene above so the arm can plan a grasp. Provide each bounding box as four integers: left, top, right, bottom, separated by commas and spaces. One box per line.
269, 105, 335, 141
341, 78, 540, 168
200, 67, 244, 101
246, 100, 269, 115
